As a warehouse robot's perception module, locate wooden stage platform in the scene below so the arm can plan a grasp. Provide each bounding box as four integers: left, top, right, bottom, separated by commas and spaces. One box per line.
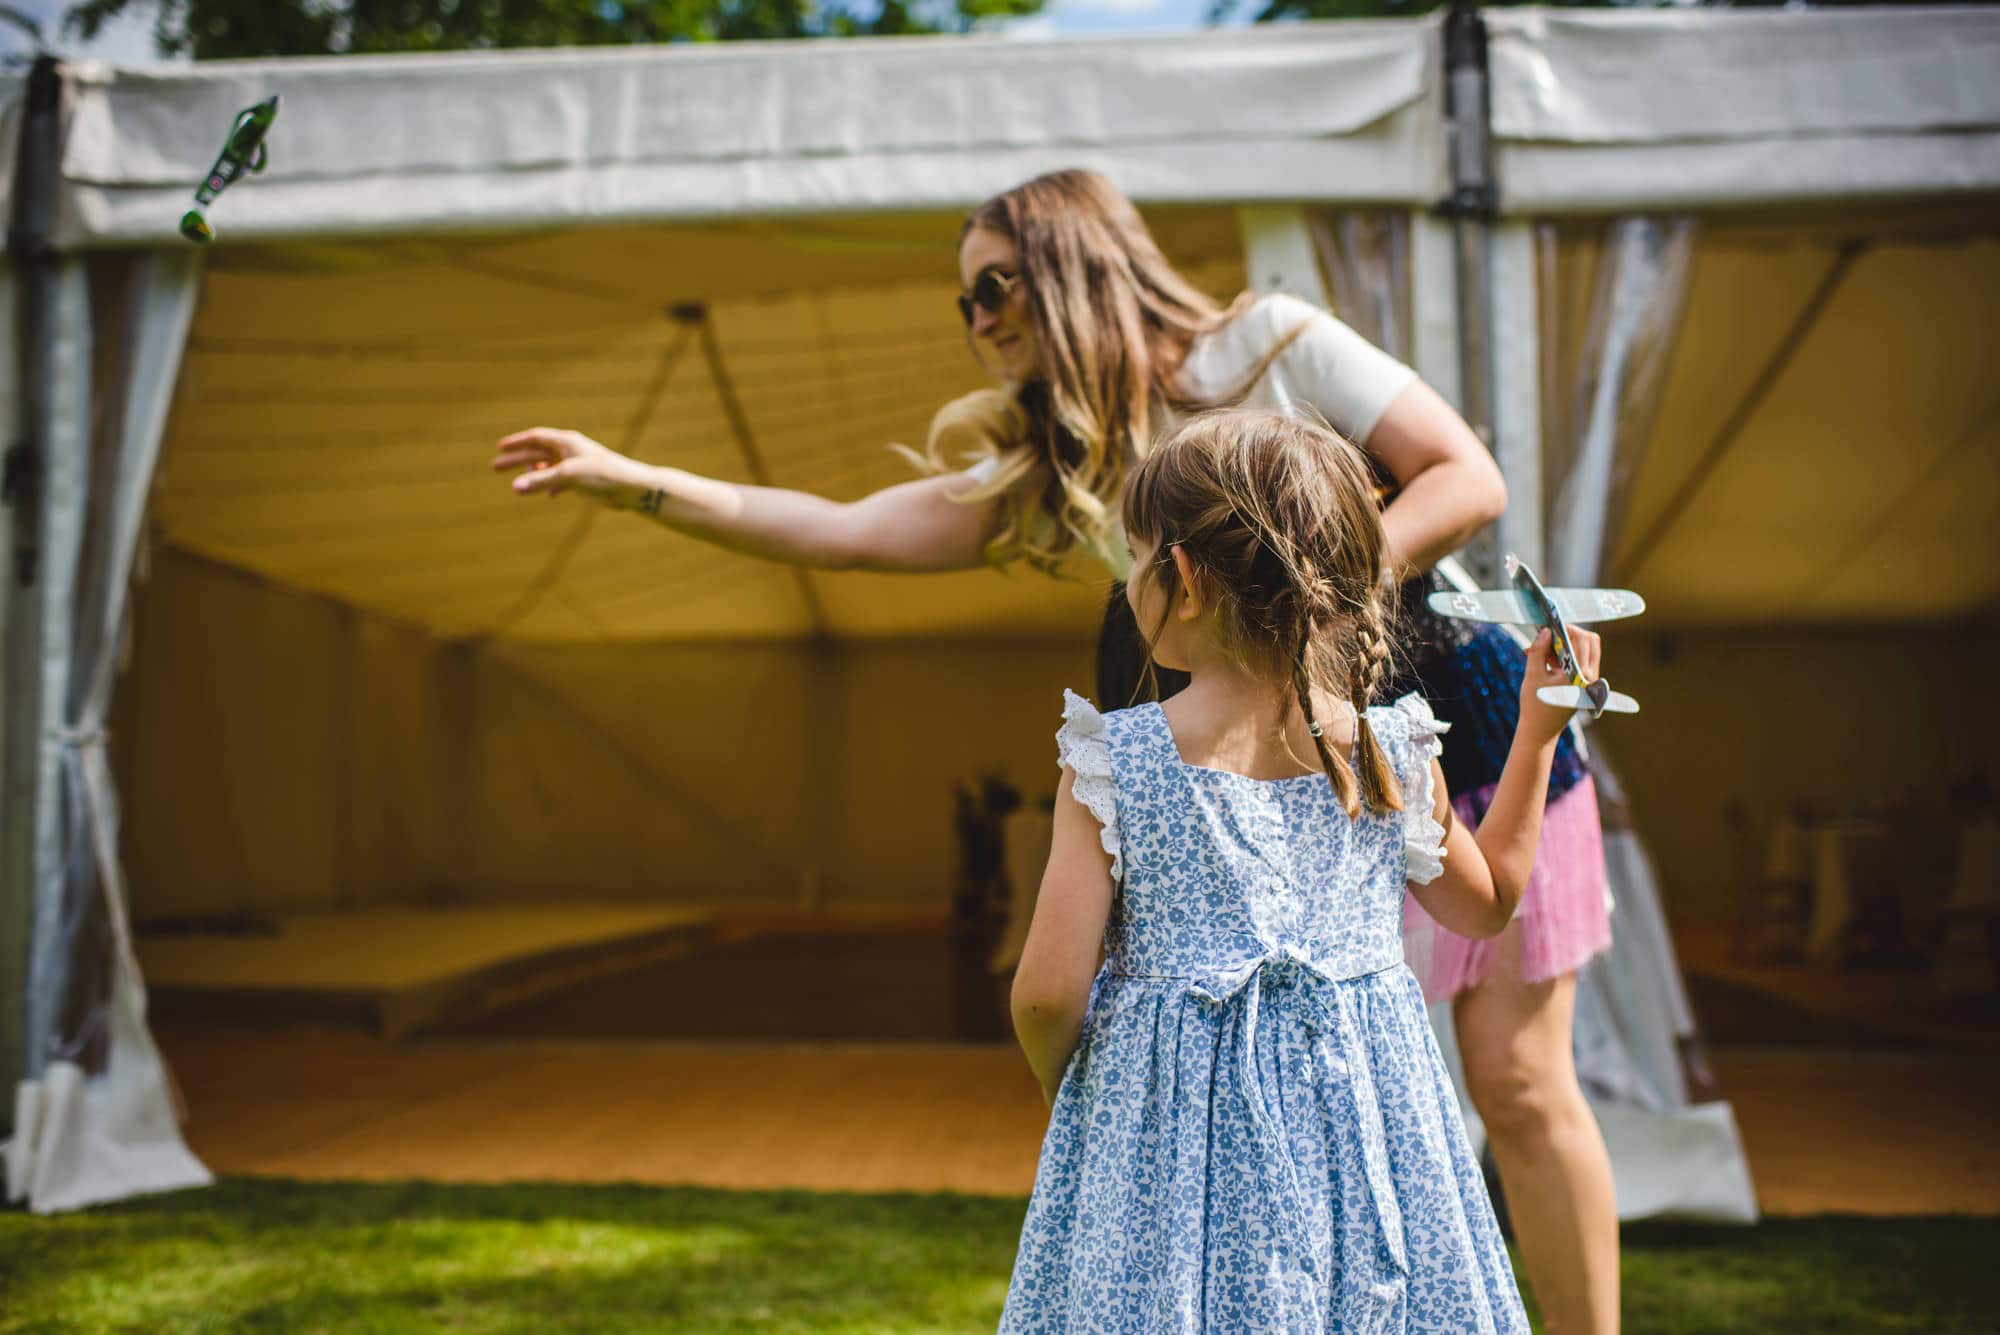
138, 904, 723, 1038
138, 903, 999, 1041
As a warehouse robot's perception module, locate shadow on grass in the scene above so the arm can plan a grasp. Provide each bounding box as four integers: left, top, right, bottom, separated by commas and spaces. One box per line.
1613, 1215, 1998, 1335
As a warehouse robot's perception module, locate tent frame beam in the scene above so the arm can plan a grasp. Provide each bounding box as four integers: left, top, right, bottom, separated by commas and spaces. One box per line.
479, 316, 699, 640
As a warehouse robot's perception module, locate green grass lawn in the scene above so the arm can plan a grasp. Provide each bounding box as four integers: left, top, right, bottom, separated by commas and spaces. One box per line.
2, 1179, 1992, 1333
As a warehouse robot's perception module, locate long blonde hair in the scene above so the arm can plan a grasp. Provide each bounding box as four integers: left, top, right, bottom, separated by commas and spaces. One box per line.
1122, 408, 1404, 818
897, 169, 1304, 573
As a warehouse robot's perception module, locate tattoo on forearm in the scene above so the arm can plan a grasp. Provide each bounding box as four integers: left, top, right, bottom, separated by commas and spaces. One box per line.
637, 488, 666, 516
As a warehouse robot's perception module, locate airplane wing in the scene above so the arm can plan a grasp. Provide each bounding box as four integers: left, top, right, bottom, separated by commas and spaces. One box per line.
1546, 588, 1647, 624
1425, 589, 1543, 625
1536, 683, 1641, 716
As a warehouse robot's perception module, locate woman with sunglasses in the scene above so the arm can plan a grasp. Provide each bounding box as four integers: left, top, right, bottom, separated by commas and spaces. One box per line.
491, 168, 1619, 1335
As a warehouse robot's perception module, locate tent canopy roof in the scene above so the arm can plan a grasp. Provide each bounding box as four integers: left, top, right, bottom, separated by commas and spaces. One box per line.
37, 21, 1444, 247
1487, 7, 2000, 210
6, 7, 1998, 247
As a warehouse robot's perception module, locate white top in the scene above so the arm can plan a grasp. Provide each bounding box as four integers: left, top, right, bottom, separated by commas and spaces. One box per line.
965, 292, 1416, 580
1170, 292, 1415, 444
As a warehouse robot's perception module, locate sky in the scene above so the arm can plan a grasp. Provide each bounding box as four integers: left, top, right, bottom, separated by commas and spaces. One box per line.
2, 0, 163, 62
1005, 0, 1238, 40
0, 0, 1243, 65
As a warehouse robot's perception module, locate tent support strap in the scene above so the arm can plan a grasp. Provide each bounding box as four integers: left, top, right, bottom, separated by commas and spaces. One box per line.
1787, 392, 2000, 612
480, 316, 697, 639
687, 307, 830, 639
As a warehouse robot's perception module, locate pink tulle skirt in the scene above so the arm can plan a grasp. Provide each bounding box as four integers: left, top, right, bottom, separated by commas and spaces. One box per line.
1402, 775, 1612, 1003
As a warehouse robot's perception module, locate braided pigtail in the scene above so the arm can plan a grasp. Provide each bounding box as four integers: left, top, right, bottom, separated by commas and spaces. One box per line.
1293, 622, 1358, 816
1348, 602, 1404, 814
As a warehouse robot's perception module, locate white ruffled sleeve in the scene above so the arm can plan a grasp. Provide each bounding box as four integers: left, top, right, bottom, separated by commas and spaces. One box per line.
1056, 689, 1123, 881
1391, 693, 1452, 886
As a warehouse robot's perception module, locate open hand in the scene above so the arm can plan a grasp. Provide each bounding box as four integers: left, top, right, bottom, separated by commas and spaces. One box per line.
491, 427, 643, 506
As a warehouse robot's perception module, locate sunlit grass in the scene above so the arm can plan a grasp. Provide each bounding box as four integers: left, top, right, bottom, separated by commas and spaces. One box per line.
2, 1179, 1991, 1333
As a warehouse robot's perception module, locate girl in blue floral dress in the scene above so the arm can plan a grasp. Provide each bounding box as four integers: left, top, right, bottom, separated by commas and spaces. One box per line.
1003, 408, 1604, 1333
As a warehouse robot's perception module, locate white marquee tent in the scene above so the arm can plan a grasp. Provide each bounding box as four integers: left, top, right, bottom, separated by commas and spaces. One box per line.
2, 6, 1995, 1214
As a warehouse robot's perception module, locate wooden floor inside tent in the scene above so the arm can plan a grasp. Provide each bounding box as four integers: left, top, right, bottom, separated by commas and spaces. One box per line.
136, 904, 2000, 1215
155, 1027, 1999, 1216
159, 1029, 1049, 1197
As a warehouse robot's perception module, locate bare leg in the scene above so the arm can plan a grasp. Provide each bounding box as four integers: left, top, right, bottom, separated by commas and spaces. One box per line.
1453, 923, 1620, 1334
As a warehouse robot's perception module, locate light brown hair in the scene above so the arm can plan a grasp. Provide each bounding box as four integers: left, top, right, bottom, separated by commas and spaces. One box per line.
896, 169, 1305, 573
1122, 408, 1404, 817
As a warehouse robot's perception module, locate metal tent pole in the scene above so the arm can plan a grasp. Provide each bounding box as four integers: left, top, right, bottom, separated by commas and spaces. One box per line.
1440, 3, 1505, 587
1, 55, 62, 1119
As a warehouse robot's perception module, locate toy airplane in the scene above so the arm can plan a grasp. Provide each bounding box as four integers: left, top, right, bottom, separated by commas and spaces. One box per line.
180, 95, 280, 244
1428, 555, 1644, 718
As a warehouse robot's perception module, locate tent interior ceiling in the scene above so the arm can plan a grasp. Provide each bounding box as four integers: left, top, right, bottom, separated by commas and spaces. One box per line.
157, 207, 1249, 642
152, 200, 1999, 643
1594, 213, 2000, 627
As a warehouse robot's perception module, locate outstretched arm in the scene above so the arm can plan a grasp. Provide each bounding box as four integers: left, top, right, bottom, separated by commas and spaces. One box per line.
1011, 768, 1116, 1105
492, 427, 1003, 574
1408, 627, 1601, 938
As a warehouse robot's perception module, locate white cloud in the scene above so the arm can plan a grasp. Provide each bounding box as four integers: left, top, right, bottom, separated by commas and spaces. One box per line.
1025, 0, 1225, 35
1060, 0, 1184, 15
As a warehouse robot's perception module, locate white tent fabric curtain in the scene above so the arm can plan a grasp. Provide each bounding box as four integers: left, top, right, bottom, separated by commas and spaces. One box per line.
3, 250, 213, 1214
1310, 207, 1756, 1221
1539, 216, 1701, 1107
1543, 218, 1697, 590
1538, 216, 1756, 1222
1306, 209, 1412, 363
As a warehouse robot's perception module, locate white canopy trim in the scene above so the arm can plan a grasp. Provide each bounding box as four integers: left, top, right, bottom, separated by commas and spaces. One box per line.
19, 10, 2000, 238
1487, 7, 2000, 211
51, 22, 1443, 247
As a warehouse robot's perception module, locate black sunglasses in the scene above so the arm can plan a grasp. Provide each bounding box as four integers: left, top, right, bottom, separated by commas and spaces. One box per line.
957, 268, 1020, 326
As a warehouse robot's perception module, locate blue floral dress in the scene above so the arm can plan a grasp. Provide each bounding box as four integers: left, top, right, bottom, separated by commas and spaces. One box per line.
1000, 691, 1528, 1334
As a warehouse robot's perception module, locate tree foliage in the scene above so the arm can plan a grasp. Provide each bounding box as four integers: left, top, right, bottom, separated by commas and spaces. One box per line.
63, 0, 1042, 60
1229, 0, 1979, 24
